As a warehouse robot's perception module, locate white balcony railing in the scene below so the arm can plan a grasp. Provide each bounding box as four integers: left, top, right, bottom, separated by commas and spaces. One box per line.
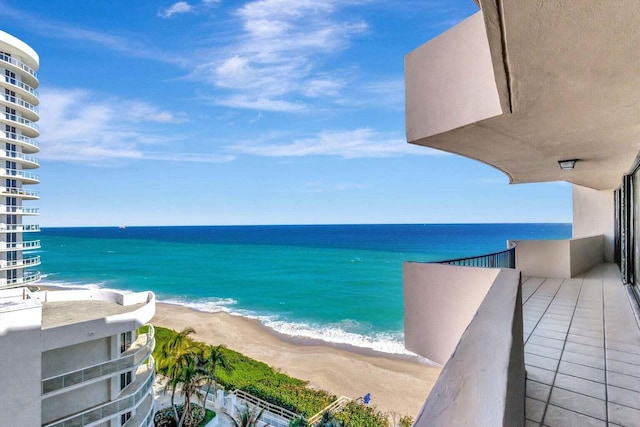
0, 224, 40, 232
1, 131, 39, 150
3, 75, 38, 98
0, 271, 40, 287
2, 113, 39, 131
0, 168, 39, 182
1, 206, 39, 215
0, 240, 40, 251
0, 52, 38, 79
0, 150, 39, 166
0, 256, 41, 271
42, 326, 155, 396
3, 93, 38, 114
43, 360, 155, 427
0, 188, 39, 198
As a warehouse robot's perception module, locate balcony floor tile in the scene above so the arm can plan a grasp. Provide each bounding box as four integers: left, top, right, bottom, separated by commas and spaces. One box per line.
523, 264, 640, 426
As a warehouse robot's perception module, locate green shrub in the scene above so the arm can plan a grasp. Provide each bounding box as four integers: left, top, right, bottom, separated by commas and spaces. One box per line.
334, 402, 390, 427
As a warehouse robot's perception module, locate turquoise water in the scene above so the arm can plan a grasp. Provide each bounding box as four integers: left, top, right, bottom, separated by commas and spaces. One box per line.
36, 224, 571, 354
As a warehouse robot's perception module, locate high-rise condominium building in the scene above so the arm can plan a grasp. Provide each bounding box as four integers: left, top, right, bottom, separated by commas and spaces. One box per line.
0, 29, 41, 289
0, 31, 156, 427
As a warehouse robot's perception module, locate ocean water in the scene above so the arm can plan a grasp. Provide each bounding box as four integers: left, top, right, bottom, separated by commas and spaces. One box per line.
35, 224, 571, 355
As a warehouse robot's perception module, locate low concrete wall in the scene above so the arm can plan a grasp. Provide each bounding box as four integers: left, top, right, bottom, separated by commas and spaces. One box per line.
413, 268, 524, 427
513, 235, 604, 278
404, 263, 499, 365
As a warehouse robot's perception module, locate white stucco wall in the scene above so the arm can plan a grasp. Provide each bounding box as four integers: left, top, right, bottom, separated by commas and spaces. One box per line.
513, 236, 604, 278
413, 268, 524, 427
0, 302, 42, 427
405, 11, 504, 142
41, 379, 111, 424
42, 337, 111, 378
573, 184, 615, 262
403, 262, 499, 364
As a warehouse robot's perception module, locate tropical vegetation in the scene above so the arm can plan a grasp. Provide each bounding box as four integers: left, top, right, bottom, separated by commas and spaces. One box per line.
153, 326, 413, 427
154, 327, 227, 427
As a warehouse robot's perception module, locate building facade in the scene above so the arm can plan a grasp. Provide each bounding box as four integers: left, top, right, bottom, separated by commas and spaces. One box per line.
403, 1, 640, 425
0, 31, 156, 427
0, 287, 156, 427
0, 30, 41, 289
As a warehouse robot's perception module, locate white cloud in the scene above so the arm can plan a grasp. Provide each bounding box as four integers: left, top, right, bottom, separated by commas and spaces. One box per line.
191, 0, 369, 111
37, 88, 230, 164
228, 128, 444, 158
159, 1, 193, 18
214, 95, 305, 112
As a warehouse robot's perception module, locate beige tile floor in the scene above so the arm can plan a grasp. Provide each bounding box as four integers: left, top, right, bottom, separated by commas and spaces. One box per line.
523, 263, 640, 427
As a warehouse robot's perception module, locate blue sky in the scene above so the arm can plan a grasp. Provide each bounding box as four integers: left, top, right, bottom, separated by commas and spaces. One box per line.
2, 0, 571, 226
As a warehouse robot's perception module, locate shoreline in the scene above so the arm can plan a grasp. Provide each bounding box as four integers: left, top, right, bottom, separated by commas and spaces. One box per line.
160, 300, 438, 366
152, 302, 441, 418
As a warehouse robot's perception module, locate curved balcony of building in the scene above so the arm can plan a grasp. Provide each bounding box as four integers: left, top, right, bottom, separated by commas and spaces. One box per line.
0, 131, 40, 154
123, 393, 155, 427
1, 205, 39, 215
42, 328, 155, 397
42, 360, 156, 427
1, 112, 39, 137
1, 75, 38, 105
0, 150, 39, 168
0, 255, 41, 271
0, 224, 40, 232
0, 271, 40, 288
0, 51, 38, 87
0, 187, 40, 199
0, 239, 40, 252
37, 290, 156, 346
1, 93, 39, 121
0, 168, 39, 184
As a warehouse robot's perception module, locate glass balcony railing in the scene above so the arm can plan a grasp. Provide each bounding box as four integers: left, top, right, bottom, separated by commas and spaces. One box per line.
0, 168, 39, 181
1, 150, 40, 165
1, 131, 40, 149
0, 272, 40, 287
0, 52, 38, 79
0, 224, 40, 232
0, 240, 40, 250
42, 326, 155, 395
0, 188, 40, 198
1, 206, 39, 215
3, 93, 38, 114
0, 256, 41, 270
3, 75, 38, 97
43, 361, 155, 427
2, 113, 39, 131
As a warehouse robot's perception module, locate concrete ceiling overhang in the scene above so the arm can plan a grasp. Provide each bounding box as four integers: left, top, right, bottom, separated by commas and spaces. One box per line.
405, 1, 640, 190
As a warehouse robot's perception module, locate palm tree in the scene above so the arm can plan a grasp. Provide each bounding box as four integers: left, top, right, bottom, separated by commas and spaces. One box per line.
200, 344, 228, 406
315, 411, 341, 427
227, 405, 269, 427
158, 327, 199, 425
175, 352, 205, 427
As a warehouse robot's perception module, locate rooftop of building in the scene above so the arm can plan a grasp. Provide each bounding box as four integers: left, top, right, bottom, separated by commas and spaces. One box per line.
41, 300, 145, 329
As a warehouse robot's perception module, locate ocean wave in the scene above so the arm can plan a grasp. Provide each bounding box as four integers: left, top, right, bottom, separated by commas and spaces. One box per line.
262, 319, 416, 356
160, 296, 240, 314
38, 278, 109, 291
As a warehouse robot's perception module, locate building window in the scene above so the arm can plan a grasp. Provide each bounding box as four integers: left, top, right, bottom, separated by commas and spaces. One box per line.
120, 411, 131, 426
120, 370, 132, 390
120, 331, 132, 353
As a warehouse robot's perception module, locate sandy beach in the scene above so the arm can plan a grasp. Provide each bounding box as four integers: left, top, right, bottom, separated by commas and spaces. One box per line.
151, 302, 441, 418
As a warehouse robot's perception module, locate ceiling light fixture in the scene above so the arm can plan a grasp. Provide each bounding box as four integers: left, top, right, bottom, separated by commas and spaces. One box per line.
558, 159, 579, 170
